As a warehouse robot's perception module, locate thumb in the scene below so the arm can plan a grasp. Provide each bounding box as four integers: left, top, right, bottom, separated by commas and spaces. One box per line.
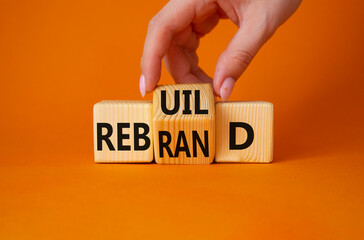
213, 25, 269, 100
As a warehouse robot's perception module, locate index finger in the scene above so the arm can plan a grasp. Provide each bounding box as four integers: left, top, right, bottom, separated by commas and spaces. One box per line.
140, 0, 217, 93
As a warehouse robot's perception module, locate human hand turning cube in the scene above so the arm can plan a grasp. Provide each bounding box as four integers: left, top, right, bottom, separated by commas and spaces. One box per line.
94, 84, 273, 164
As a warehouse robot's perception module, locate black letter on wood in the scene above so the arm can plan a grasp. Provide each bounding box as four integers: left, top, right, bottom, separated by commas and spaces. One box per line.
97, 123, 115, 151
192, 130, 209, 157
195, 90, 208, 114
134, 123, 150, 151
182, 90, 192, 114
229, 122, 254, 150
174, 131, 191, 157
161, 90, 180, 115
117, 123, 131, 151
159, 131, 173, 158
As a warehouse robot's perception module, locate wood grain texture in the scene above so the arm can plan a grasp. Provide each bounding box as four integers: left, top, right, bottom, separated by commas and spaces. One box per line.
153, 84, 215, 164
215, 101, 273, 163
93, 100, 153, 163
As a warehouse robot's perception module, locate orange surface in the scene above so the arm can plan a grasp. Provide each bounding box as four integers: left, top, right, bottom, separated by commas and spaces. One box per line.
0, 0, 363, 239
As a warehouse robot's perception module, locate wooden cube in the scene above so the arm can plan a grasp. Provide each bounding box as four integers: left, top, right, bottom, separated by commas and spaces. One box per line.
215, 101, 273, 163
93, 100, 153, 163
153, 84, 215, 164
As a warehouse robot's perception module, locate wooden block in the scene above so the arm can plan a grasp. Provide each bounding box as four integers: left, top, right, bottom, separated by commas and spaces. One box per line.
215, 101, 273, 163
153, 84, 215, 164
93, 100, 153, 163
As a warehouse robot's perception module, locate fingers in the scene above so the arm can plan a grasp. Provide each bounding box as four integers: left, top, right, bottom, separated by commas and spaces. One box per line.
140, 0, 215, 94
164, 26, 213, 85
164, 41, 202, 84
164, 38, 212, 85
140, 0, 217, 96
213, 21, 271, 100
192, 12, 220, 37
140, 0, 195, 95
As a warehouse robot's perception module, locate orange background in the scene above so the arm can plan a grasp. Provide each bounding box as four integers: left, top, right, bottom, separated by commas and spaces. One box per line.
1, 0, 364, 239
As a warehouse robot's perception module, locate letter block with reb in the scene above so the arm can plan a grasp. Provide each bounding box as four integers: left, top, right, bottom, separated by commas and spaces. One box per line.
153, 84, 215, 164
215, 101, 273, 163
93, 100, 153, 163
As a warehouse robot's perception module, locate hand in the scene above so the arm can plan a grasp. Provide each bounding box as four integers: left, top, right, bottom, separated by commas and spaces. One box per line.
140, 0, 302, 100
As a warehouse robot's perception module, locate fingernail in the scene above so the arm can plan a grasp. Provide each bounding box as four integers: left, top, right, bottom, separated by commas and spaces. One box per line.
220, 77, 235, 101
139, 74, 146, 97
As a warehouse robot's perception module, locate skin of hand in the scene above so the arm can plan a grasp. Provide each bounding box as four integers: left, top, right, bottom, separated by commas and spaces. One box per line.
140, 0, 302, 100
